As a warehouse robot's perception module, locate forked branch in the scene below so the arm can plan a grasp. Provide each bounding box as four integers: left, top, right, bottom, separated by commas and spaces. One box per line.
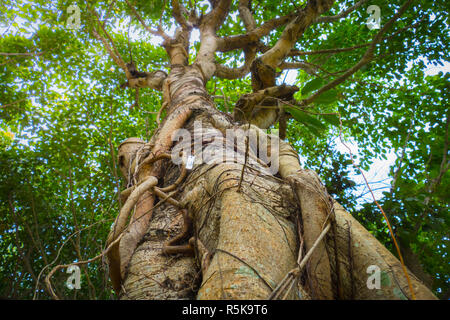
125, 0, 170, 41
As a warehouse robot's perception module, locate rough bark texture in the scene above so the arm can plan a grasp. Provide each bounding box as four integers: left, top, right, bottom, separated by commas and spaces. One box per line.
101, 0, 437, 300
121, 202, 199, 299
187, 162, 299, 299
115, 91, 437, 300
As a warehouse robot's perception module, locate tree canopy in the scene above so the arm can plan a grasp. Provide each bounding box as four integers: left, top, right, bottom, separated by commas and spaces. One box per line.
0, 0, 448, 299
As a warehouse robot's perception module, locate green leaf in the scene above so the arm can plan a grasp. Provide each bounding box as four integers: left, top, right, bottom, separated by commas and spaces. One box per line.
287, 107, 327, 135
322, 113, 340, 126
301, 78, 324, 96
315, 90, 338, 105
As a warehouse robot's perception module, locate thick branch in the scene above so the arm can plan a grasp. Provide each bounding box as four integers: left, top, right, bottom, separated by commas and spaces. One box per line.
89, 2, 172, 88
126, 70, 168, 90
214, 46, 256, 79
172, 0, 190, 30
0, 51, 45, 56
107, 176, 159, 244
195, 28, 218, 80
216, 12, 296, 52
92, 27, 168, 89
204, 0, 233, 31
163, 27, 191, 66
194, 2, 234, 79
238, 0, 256, 31
279, 61, 320, 75
260, 0, 336, 68
233, 84, 299, 127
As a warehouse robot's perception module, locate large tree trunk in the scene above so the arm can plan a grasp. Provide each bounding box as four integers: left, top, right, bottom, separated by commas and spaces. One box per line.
109, 63, 436, 300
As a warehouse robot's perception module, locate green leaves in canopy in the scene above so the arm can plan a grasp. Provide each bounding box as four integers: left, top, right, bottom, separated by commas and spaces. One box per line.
287, 106, 341, 136
301, 78, 325, 96
288, 77, 342, 135
286, 107, 326, 136
301, 78, 339, 105
288, 77, 341, 135
131, 0, 166, 20
322, 113, 340, 126
315, 89, 339, 105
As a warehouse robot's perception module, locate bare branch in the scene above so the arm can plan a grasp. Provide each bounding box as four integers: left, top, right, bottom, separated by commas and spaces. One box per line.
193, 1, 233, 80
206, 0, 233, 31
92, 27, 167, 89
89, 2, 170, 88
279, 61, 321, 75
172, 0, 190, 30
233, 84, 299, 128
315, 0, 368, 23
88, 4, 130, 76
247, 0, 334, 93
91, 28, 129, 77
163, 27, 191, 65
126, 70, 168, 90
214, 46, 256, 79
290, 43, 369, 56
101, 0, 118, 29
0, 51, 45, 56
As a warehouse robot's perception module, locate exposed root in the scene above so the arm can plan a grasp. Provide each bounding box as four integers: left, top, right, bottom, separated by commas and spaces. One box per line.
268, 223, 331, 300
154, 187, 182, 207
162, 209, 193, 255
107, 176, 158, 244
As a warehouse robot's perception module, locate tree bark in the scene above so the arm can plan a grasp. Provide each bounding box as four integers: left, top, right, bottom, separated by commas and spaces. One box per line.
112, 64, 437, 300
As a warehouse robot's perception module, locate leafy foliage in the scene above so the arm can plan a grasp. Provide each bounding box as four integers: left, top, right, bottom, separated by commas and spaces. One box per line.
0, 0, 448, 299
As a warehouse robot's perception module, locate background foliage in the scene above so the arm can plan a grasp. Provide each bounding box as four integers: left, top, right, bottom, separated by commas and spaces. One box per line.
0, 0, 448, 299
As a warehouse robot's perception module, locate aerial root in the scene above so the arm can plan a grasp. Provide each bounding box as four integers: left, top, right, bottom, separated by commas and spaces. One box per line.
268, 223, 331, 300
107, 176, 158, 245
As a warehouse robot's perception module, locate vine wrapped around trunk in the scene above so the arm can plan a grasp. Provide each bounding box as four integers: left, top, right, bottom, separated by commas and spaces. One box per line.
109, 62, 436, 299
94, 0, 438, 300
